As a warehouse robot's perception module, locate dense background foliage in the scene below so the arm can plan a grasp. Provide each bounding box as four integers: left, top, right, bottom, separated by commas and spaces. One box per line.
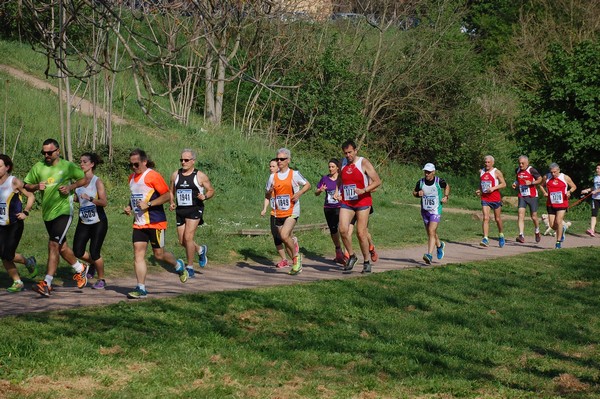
0, 0, 598, 184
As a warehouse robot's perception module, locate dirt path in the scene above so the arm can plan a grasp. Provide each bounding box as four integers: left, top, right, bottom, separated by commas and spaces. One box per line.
1, 233, 598, 317
0, 64, 128, 125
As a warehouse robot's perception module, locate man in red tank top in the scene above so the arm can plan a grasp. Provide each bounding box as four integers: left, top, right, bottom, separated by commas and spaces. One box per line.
541, 163, 576, 249
476, 155, 507, 248
338, 140, 381, 273
511, 155, 542, 243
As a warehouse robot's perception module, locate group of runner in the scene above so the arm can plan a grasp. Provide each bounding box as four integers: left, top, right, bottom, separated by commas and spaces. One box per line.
263, 140, 381, 275
0, 139, 213, 299
1, 138, 598, 297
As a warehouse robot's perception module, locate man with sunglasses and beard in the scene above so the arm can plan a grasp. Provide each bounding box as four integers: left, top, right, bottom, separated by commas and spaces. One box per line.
169, 149, 214, 277
24, 138, 87, 297
124, 148, 188, 299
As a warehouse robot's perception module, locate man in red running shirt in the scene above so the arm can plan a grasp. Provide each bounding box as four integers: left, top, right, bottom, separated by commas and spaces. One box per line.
338, 140, 381, 273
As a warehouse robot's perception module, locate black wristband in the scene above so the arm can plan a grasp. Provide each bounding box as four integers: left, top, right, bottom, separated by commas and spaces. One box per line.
23, 210, 29, 216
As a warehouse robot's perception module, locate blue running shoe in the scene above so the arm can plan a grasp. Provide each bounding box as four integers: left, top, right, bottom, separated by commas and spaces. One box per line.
480, 237, 489, 247
186, 267, 195, 278
499, 234, 505, 248
436, 242, 445, 260
198, 245, 208, 268
423, 253, 433, 265
127, 287, 148, 299
555, 242, 562, 249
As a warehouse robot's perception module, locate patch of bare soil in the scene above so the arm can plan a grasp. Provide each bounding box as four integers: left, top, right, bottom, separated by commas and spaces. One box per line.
553, 373, 590, 394
0, 64, 127, 125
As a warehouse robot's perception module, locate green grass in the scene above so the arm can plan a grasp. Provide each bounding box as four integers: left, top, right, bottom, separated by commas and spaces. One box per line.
2, 248, 600, 398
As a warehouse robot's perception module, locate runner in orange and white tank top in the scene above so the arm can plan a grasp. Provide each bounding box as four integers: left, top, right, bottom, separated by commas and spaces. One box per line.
265, 148, 310, 276
123, 149, 187, 300
337, 139, 381, 274
261, 158, 292, 268
476, 155, 507, 248
541, 163, 576, 249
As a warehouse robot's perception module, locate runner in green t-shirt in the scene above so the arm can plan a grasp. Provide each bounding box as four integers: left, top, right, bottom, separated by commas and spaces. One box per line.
24, 138, 88, 297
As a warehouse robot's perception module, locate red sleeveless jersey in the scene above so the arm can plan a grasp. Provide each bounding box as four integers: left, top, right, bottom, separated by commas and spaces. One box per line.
341, 157, 372, 207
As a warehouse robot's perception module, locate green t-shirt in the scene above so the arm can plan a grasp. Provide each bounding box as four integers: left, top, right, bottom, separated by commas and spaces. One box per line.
24, 158, 85, 221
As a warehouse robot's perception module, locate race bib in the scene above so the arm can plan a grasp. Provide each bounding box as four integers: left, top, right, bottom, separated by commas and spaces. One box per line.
130, 193, 144, 212
326, 190, 339, 205
519, 185, 531, 197
422, 195, 437, 211
176, 189, 193, 206
79, 205, 99, 224
276, 194, 291, 210
481, 181, 492, 193
343, 184, 358, 201
550, 191, 563, 205
0, 202, 6, 225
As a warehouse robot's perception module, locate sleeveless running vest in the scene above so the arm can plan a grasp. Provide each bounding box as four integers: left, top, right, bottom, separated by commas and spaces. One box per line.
546, 173, 569, 208
273, 169, 296, 218
75, 175, 106, 225
174, 169, 204, 208
516, 166, 538, 198
0, 176, 22, 225
419, 177, 443, 215
341, 157, 372, 207
480, 167, 501, 202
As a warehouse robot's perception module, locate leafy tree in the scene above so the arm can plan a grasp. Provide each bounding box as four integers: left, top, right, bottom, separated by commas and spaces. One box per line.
517, 41, 600, 185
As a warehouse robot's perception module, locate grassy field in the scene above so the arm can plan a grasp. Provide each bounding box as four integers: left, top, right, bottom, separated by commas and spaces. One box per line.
1, 247, 599, 398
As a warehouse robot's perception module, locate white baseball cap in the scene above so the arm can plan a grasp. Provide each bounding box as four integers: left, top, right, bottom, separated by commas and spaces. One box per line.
423, 163, 436, 172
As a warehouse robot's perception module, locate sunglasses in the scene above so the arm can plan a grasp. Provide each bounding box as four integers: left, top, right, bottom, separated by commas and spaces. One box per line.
180, 158, 193, 163
276, 157, 288, 162
129, 162, 140, 168
41, 149, 58, 156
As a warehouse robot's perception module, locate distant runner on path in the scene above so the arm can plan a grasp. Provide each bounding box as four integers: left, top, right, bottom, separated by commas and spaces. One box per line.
580, 163, 600, 237
541, 163, 576, 249
338, 139, 381, 273
124, 149, 187, 299
413, 163, 450, 265
261, 158, 295, 269
511, 155, 542, 244
169, 149, 214, 277
265, 148, 311, 276
476, 155, 506, 248
0, 154, 36, 293
315, 158, 348, 264
24, 138, 87, 297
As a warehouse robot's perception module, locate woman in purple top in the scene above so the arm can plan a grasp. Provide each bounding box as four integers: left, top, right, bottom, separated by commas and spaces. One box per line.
315, 159, 347, 264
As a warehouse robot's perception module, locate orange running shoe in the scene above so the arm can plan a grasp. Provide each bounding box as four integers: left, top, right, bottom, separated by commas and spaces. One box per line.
33, 280, 52, 297
369, 245, 378, 262
73, 264, 89, 289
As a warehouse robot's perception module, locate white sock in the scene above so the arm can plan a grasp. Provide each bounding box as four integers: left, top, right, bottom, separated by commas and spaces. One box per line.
72, 261, 84, 273
45, 275, 54, 287
138, 284, 146, 291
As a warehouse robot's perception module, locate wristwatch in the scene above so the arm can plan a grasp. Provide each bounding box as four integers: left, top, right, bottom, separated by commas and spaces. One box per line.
147, 201, 152, 207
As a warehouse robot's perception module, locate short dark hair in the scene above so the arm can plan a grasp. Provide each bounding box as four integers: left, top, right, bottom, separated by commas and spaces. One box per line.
43, 138, 60, 148
342, 140, 357, 150
0, 154, 13, 173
